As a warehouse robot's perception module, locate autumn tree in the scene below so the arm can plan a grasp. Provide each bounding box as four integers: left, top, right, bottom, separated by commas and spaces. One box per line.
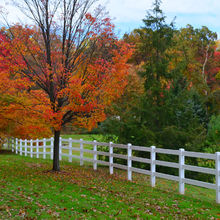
174, 25, 217, 95
172, 25, 219, 115
0, 32, 52, 143
0, 0, 132, 171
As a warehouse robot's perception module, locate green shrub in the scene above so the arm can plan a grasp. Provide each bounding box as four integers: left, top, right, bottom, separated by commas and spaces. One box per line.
207, 115, 220, 145
197, 142, 220, 183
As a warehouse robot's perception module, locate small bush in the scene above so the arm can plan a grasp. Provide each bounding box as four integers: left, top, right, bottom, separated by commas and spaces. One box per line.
207, 115, 220, 145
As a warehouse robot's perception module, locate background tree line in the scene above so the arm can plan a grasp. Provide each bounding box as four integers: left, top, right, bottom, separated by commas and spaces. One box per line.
97, 0, 220, 181
0, 0, 219, 176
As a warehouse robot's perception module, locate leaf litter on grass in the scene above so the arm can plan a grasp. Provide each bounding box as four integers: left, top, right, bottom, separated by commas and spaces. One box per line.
0, 154, 220, 219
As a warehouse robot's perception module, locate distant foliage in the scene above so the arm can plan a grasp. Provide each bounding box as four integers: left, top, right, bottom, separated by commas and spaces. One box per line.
98, 0, 220, 180
207, 115, 220, 145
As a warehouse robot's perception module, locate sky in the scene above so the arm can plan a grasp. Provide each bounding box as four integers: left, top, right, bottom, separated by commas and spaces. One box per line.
102, 0, 220, 38
1, 0, 220, 38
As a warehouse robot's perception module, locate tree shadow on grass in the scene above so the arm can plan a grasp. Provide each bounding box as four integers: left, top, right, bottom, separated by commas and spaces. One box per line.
0, 150, 14, 155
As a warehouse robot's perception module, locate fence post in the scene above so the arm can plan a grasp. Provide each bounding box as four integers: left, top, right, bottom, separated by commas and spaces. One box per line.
13, 138, 15, 152
59, 137, 62, 161
24, 139, 27, 156
43, 138, 46, 159
93, 140, 97, 170
15, 139, 17, 154
80, 139, 84, 166
69, 138, 72, 162
50, 137, 53, 160
179, 148, 185, 195
128, 143, 132, 181
36, 139, 39, 158
15, 139, 17, 153
151, 146, 156, 187
10, 139, 12, 152
9, 138, 12, 150
11, 138, 14, 152
216, 152, 220, 204
7, 138, 10, 150
30, 139, 33, 158
20, 139, 22, 156
109, 142, 113, 175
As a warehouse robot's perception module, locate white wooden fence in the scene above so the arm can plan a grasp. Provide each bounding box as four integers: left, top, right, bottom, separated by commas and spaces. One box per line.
1, 138, 13, 150
11, 137, 220, 204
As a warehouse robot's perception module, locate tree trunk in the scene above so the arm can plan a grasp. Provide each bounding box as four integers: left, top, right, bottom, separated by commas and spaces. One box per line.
53, 130, 61, 171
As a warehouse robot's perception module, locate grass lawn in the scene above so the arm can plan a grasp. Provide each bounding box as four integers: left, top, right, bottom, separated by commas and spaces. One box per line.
0, 152, 219, 219
61, 134, 103, 141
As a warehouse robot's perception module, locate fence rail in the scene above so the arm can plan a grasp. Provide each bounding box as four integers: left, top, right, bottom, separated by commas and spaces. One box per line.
10, 137, 220, 204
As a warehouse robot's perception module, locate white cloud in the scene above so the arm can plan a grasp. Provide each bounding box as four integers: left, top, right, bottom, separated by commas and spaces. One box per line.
102, 0, 220, 22
0, 1, 27, 25
2, 0, 220, 22
1, 0, 220, 37
102, 0, 151, 22
101, 0, 220, 37
162, 0, 220, 14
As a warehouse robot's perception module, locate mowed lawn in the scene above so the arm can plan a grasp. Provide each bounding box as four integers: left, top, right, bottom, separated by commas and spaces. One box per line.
61, 134, 102, 140
0, 152, 220, 219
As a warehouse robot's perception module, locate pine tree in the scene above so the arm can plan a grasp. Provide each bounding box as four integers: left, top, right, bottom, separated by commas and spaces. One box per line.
137, 0, 176, 131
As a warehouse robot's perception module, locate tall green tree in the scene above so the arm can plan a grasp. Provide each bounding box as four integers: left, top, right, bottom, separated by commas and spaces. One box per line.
102, 0, 206, 153
137, 0, 175, 131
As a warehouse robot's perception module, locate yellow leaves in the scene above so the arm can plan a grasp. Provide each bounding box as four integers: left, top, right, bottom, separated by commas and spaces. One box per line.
216, 71, 220, 80
0, 97, 52, 139
73, 108, 106, 131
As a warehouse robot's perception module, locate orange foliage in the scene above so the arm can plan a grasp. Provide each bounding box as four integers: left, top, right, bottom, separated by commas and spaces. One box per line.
0, 32, 51, 139
0, 21, 132, 136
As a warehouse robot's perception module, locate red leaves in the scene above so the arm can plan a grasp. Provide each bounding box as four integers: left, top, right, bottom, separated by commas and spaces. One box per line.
206, 50, 220, 88
0, 21, 132, 136
85, 13, 96, 24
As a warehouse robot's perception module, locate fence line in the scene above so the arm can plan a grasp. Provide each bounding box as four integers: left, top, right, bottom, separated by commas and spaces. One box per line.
1, 137, 13, 150
11, 137, 220, 204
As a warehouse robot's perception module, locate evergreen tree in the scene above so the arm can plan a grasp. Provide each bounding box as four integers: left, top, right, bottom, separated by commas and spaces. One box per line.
102, 0, 207, 153
137, 0, 176, 131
